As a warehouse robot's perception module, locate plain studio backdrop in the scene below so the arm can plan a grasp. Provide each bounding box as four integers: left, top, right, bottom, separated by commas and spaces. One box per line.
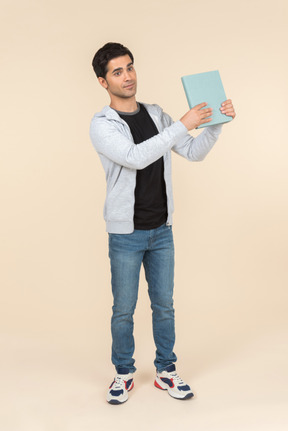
1, 0, 287, 430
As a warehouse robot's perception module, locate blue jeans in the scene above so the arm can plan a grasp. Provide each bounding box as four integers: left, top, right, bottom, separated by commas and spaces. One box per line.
108, 223, 177, 373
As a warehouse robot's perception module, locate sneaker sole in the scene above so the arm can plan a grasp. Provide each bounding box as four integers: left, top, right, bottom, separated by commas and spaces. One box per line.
108, 398, 128, 405
154, 379, 194, 400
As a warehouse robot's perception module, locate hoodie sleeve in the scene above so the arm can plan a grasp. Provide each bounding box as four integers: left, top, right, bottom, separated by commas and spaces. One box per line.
89, 116, 187, 170
161, 111, 223, 161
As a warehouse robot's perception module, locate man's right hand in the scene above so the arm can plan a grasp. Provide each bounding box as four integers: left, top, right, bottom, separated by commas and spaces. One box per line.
180, 103, 212, 131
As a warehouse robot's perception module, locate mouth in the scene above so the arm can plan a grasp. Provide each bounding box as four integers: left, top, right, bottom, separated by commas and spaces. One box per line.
123, 83, 135, 89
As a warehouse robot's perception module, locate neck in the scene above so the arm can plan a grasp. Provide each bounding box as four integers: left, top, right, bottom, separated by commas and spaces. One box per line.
109, 97, 138, 113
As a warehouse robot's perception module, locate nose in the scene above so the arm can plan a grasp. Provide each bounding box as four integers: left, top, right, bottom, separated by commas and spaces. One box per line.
123, 70, 132, 81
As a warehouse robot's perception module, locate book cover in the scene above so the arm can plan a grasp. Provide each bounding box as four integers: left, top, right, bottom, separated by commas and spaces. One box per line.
181, 70, 232, 128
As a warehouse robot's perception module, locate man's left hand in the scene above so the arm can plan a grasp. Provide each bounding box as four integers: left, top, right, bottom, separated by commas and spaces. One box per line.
220, 99, 236, 119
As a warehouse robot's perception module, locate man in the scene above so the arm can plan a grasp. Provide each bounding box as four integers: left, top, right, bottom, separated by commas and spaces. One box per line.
90, 42, 235, 405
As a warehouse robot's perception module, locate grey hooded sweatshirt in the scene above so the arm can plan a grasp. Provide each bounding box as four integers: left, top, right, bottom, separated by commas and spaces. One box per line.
89, 103, 222, 234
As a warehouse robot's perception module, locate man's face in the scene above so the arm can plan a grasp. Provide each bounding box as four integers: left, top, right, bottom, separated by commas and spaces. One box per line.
98, 54, 137, 100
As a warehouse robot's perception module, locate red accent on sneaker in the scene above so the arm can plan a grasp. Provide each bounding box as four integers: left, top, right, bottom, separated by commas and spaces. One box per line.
124, 380, 134, 391
154, 380, 165, 390
161, 377, 175, 388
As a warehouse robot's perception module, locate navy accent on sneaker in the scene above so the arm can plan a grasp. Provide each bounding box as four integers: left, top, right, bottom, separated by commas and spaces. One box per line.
110, 389, 124, 396
126, 378, 133, 390
178, 385, 190, 391
160, 377, 174, 388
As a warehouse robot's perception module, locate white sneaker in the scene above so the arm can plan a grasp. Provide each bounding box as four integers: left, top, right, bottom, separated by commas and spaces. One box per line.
107, 369, 134, 404
154, 364, 194, 400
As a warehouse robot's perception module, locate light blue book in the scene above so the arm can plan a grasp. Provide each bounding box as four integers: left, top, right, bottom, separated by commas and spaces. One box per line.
181, 70, 232, 128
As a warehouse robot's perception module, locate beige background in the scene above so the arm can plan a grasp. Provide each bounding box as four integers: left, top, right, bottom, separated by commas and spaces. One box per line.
1, 0, 287, 429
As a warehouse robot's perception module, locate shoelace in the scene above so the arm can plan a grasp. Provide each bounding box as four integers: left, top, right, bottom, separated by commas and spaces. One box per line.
112, 375, 127, 390
168, 372, 186, 386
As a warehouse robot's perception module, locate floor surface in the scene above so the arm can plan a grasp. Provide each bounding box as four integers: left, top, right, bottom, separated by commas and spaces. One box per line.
1, 329, 287, 431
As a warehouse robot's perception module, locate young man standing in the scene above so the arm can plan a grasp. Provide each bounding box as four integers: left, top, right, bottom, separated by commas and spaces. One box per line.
90, 42, 235, 404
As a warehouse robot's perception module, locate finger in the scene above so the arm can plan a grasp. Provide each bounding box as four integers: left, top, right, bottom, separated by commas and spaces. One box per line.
221, 103, 233, 111
221, 107, 235, 114
200, 117, 212, 124
221, 99, 232, 106
220, 106, 234, 114
201, 108, 213, 117
221, 106, 234, 112
221, 104, 233, 110
221, 109, 236, 118
195, 102, 208, 110
201, 112, 213, 121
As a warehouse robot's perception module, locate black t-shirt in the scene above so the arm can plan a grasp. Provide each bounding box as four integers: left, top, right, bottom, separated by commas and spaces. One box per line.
117, 103, 168, 230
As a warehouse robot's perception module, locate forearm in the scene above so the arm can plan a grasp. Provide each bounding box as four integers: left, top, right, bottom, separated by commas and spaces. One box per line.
172, 124, 223, 161
90, 119, 187, 169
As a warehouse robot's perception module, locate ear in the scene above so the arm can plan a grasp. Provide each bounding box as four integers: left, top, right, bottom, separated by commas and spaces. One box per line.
98, 77, 108, 90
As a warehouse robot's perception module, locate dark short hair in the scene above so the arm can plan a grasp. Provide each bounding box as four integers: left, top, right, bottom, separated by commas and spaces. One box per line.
92, 42, 134, 79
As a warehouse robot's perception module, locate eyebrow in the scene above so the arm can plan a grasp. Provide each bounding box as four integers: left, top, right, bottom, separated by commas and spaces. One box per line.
112, 62, 133, 74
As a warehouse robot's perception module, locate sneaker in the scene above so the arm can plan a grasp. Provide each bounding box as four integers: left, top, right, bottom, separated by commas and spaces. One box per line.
107, 368, 134, 404
154, 364, 194, 400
